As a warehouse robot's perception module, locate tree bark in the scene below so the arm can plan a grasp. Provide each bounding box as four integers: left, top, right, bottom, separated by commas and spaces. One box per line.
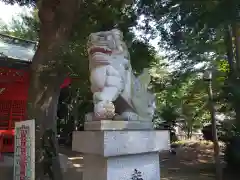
186, 125, 192, 139
223, 24, 240, 128
232, 23, 240, 70
225, 23, 240, 129
206, 80, 222, 180
224, 24, 234, 73
26, 0, 80, 179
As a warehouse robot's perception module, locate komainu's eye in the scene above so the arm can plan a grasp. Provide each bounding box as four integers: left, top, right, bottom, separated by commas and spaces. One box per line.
107, 35, 112, 41
98, 35, 106, 41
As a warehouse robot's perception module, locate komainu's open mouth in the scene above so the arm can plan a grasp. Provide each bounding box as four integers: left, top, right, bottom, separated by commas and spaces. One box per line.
89, 46, 112, 56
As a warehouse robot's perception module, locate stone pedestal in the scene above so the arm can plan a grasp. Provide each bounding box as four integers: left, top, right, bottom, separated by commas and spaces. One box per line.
72, 120, 170, 180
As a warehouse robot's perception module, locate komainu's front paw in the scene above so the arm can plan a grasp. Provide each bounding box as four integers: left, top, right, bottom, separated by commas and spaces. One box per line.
94, 101, 115, 120
121, 111, 139, 121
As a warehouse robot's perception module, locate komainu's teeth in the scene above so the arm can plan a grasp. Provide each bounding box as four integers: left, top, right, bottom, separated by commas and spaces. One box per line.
104, 47, 111, 51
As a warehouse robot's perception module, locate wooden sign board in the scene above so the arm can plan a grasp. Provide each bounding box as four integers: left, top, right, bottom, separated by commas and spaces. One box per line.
14, 120, 35, 180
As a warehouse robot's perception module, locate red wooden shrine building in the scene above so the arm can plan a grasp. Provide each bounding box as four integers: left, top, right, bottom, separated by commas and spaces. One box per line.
0, 34, 71, 153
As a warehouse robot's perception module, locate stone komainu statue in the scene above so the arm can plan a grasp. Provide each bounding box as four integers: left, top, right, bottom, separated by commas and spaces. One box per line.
86, 29, 156, 121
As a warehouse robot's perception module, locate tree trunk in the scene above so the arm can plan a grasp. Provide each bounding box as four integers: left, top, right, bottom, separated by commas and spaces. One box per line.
187, 126, 192, 139
232, 23, 240, 70
26, 0, 79, 180
207, 80, 222, 180
73, 94, 80, 130
224, 24, 240, 128
70, 88, 81, 130
224, 24, 234, 72
231, 23, 240, 128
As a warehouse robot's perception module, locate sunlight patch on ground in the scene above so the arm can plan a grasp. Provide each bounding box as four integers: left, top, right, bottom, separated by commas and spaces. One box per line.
205, 149, 213, 153
198, 159, 209, 163
73, 163, 83, 168
200, 173, 214, 177
68, 157, 83, 160
181, 161, 197, 166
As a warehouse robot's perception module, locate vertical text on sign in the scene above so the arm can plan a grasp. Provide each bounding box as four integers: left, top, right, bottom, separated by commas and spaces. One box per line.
14, 120, 35, 180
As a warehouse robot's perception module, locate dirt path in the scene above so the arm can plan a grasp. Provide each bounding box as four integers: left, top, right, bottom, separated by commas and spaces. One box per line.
160, 144, 215, 180
59, 147, 83, 180
160, 142, 238, 180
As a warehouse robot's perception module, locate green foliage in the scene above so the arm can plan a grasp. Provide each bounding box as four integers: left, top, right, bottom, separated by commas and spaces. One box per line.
152, 65, 210, 135
142, 0, 240, 169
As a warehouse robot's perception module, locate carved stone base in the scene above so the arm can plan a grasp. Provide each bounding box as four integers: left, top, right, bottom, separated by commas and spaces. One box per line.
84, 120, 154, 131
83, 153, 160, 180
72, 128, 170, 180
